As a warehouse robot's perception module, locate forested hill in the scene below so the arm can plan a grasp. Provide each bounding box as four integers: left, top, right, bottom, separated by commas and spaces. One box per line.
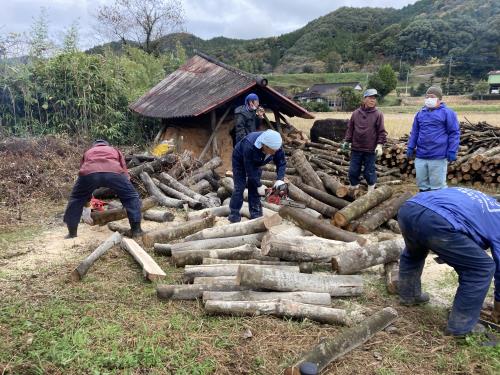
92, 0, 500, 78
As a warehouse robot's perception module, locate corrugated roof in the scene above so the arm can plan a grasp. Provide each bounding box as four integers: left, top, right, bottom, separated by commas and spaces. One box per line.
130, 52, 313, 119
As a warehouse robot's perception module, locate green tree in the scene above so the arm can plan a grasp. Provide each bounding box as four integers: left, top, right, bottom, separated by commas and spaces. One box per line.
398, 62, 411, 81
338, 87, 362, 111
325, 51, 342, 73
473, 80, 489, 100
368, 64, 398, 98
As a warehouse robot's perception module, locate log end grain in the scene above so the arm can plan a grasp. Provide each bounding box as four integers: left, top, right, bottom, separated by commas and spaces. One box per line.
333, 212, 347, 227
70, 269, 82, 282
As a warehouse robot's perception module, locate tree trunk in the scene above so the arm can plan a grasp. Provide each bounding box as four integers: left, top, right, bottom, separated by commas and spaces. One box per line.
202, 291, 331, 306
128, 154, 176, 179
157, 284, 248, 300
284, 307, 398, 374
287, 183, 337, 218
185, 214, 282, 241
170, 244, 260, 267
263, 234, 362, 262
193, 276, 239, 285
91, 197, 157, 226
356, 192, 412, 234
143, 209, 174, 223
236, 265, 363, 296
386, 219, 401, 234
159, 172, 218, 208
140, 172, 185, 208
71, 232, 122, 281
331, 238, 404, 274
184, 264, 300, 283
154, 179, 203, 209
121, 238, 166, 281
187, 206, 231, 220
154, 232, 265, 256
190, 179, 212, 195
204, 299, 351, 325
385, 261, 399, 295
142, 216, 216, 248
294, 180, 349, 209
317, 171, 347, 198
107, 222, 133, 236
333, 186, 393, 227
291, 149, 326, 191
201, 258, 313, 273
279, 206, 367, 245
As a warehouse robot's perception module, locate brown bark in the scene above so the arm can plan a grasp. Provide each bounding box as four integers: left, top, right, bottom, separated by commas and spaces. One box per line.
121, 238, 166, 281
288, 183, 337, 217
385, 261, 399, 295
294, 180, 349, 209
386, 219, 401, 234
279, 206, 366, 245
142, 216, 216, 248
333, 186, 393, 227
290, 149, 326, 191
91, 197, 157, 226
167, 150, 196, 179
143, 210, 174, 223
128, 154, 176, 179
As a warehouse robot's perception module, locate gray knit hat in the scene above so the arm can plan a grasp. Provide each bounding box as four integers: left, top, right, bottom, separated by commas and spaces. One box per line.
426, 86, 443, 99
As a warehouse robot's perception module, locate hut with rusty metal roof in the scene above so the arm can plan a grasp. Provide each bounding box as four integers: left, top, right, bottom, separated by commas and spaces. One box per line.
130, 52, 313, 170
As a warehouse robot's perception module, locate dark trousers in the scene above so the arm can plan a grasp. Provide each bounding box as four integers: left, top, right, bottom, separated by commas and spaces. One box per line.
398, 202, 495, 335
63, 172, 141, 228
228, 157, 262, 223
348, 150, 376, 186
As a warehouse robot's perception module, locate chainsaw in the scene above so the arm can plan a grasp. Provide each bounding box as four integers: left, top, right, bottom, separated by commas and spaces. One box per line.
263, 183, 306, 209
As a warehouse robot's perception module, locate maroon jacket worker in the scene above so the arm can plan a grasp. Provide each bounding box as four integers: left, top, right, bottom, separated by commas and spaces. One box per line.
342, 88, 387, 192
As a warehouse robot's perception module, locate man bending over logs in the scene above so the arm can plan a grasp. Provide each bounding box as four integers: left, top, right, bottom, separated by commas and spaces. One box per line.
63, 140, 142, 239
228, 130, 286, 223
397, 187, 500, 337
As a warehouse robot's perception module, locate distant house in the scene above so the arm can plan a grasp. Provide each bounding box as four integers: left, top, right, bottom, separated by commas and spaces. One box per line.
488, 71, 500, 94
293, 82, 363, 109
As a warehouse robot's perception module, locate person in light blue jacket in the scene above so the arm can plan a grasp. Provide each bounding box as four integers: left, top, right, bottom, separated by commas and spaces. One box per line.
406, 86, 460, 192
397, 188, 500, 336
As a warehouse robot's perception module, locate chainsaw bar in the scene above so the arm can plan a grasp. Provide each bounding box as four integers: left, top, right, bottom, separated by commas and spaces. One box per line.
261, 197, 306, 209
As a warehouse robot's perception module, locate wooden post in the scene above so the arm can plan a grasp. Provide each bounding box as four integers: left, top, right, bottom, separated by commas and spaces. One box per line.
290, 149, 326, 191
91, 197, 157, 226
121, 238, 166, 281
202, 291, 331, 306
199, 107, 231, 161
71, 232, 122, 281
284, 307, 398, 374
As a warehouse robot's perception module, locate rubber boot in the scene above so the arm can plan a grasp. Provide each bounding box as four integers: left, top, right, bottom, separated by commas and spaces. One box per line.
445, 323, 486, 338
399, 268, 430, 306
367, 184, 376, 193
130, 222, 144, 238
65, 225, 77, 239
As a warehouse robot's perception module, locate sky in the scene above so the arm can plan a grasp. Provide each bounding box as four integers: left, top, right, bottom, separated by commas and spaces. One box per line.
0, 0, 418, 49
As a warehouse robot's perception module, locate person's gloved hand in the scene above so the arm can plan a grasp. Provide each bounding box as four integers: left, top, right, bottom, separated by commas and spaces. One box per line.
82, 206, 93, 225
341, 142, 351, 152
375, 144, 383, 158
257, 185, 267, 196
273, 180, 285, 189
492, 300, 500, 324
406, 147, 415, 159
447, 151, 457, 162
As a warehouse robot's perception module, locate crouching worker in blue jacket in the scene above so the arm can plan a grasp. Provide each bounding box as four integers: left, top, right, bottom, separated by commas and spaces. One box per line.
228, 130, 286, 223
397, 187, 500, 337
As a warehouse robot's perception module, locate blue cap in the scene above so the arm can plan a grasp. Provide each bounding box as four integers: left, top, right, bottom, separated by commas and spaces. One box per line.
245, 93, 259, 103
363, 88, 379, 97
299, 362, 318, 375
254, 129, 282, 150
93, 139, 109, 146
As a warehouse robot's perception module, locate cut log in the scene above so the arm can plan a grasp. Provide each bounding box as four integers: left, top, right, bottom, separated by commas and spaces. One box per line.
287, 183, 337, 217
183, 264, 300, 283
201, 258, 312, 273
159, 172, 218, 208
193, 276, 238, 285
187, 206, 231, 220
190, 179, 212, 195
356, 192, 412, 234
279, 206, 367, 245
284, 307, 398, 374
91, 197, 157, 226
157, 283, 248, 300
184, 214, 282, 241
170, 244, 260, 267
140, 172, 185, 208
291, 149, 326, 191
204, 299, 351, 325
121, 238, 166, 281
154, 179, 203, 209
71, 232, 122, 281
386, 219, 401, 234
107, 222, 133, 236
142, 216, 216, 248
264, 235, 362, 262
294, 180, 349, 209
143, 209, 174, 223
167, 150, 196, 179
202, 291, 331, 306
331, 238, 404, 274
129, 154, 176, 179
385, 261, 399, 295
236, 265, 363, 297
317, 172, 347, 197
333, 186, 393, 227
154, 232, 265, 256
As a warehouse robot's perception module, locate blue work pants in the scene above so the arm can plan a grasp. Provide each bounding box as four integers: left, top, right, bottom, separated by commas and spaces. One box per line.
348, 150, 376, 186
228, 156, 262, 223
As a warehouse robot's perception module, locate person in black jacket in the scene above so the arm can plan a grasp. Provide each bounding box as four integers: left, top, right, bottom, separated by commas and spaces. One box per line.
233, 93, 264, 144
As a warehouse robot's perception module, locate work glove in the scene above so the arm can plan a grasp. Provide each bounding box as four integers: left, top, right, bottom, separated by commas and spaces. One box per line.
492, 300, 500, 324
447, 151, 457, 162
273, 180, 285, 188
341, 142, 351, 152
257, 185, 267, 196
406, 147, 415, 159
82, 206, 93, 225
375, 144, 383, 158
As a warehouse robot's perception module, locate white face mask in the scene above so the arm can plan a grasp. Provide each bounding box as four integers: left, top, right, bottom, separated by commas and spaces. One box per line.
424, 97, 438, 108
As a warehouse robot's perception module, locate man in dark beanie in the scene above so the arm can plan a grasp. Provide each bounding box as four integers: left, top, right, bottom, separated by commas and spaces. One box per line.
233, 93, 265, 144
63, 140, 142, 238
406, 86, 460, 192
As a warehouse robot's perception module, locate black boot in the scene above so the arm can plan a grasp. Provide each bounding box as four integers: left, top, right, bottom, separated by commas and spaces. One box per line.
130, 222, 144, 238
65, 225, 77, 239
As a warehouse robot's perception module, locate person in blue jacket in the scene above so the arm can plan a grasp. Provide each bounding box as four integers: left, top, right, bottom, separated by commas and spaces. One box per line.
228, 130, 286, 223
397, 187, 500, 336
406, 86, 460, 192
